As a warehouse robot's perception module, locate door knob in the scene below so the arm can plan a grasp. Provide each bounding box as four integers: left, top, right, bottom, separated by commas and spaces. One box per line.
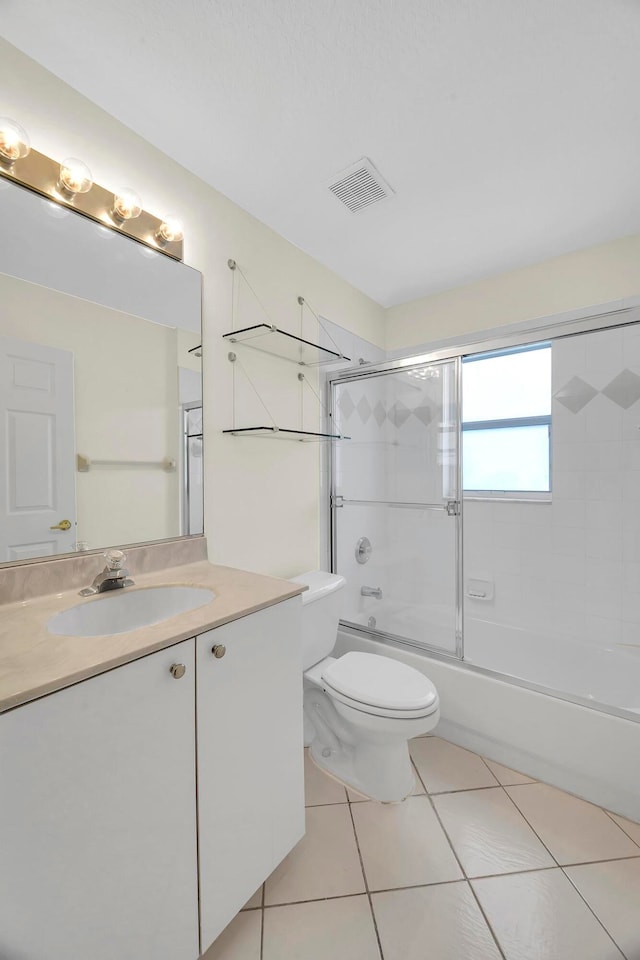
211, 644, 226, 659
50, 519, 72, 531
170, 663, 186, 679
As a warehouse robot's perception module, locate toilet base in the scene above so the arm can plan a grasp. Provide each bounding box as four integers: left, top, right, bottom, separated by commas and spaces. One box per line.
309, 735, 416, 804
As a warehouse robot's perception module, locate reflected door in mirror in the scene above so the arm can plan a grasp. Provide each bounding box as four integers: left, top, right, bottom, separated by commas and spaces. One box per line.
0, 337, 76, 561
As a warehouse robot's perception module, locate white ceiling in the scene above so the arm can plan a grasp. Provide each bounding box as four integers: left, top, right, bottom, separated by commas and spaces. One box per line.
2, 0, 640, 307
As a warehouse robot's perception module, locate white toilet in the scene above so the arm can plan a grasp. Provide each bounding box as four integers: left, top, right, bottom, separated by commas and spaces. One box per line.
291, 571, 440, 803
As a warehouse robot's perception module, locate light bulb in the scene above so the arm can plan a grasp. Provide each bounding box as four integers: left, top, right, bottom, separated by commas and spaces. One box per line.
0, 117, 31, 164
156, 214, 184, 244
58, 157, 93, 196
112, 188, 142, 222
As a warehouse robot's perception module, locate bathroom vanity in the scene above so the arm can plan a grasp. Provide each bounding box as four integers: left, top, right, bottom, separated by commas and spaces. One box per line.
0, 561, 306, 960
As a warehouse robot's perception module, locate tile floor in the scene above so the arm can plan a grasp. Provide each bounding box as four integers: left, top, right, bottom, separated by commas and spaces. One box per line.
203, 736, 640, 960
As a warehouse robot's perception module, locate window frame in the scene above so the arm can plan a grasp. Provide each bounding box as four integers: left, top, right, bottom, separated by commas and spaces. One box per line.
461, 343, 552, 499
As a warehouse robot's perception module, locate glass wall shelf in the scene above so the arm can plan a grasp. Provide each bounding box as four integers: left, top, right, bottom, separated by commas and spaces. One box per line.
222, 324, 350, 366
223, 426, 350, 442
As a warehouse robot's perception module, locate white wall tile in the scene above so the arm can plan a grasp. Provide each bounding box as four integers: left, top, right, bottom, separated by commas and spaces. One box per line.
584, 616, 623, 646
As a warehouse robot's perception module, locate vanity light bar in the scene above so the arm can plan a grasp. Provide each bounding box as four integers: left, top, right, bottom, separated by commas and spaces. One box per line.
0, 117, 184, 261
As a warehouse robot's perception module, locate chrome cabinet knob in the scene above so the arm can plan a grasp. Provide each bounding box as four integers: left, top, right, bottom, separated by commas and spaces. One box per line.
170, 663, 186, 679
211, 644, 226, 659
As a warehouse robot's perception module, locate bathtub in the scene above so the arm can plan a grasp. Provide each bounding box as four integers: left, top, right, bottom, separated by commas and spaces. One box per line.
347, 599, 456, 655
335, 620, 640, 821
464, 619, 640, 716
346, 605, 640, 716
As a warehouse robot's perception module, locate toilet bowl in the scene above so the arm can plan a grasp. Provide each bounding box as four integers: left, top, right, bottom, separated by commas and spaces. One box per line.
291, 571, 440, 803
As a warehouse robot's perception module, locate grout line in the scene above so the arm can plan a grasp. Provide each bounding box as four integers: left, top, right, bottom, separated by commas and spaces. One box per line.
265, 871, 555, 907
264, 890, 380, 909
259, 854, 640, 911
560, 853, 640, 868
561, 866, 630, 959
601, 809, 640, 851
259, 883, 265, 960
500, 784, 640, 868
498, 784, 560, 865
428, 782, 504, 796
479, 754, 535, 786
305, 799, 350, 808
412, 761, 508, 960
346, 792, 385, 960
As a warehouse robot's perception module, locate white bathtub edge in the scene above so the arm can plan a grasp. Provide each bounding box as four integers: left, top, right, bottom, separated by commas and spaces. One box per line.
334, 627, 640, 821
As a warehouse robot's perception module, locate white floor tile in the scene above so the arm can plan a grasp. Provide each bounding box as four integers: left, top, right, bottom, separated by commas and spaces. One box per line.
241, 885, 263, 910
263, 895, 380, 960
264, 804, 365, 905
433, 787, 554, 877
473, 868, 623, 960
565, 858, 640, 959
202, 910, 261, 960
506, 783, 640, 865
483, 759, 535, 786
607, 811, 640, 847
351, 795, 463, 890
304, 749, 349, 806
372, 882, 502, 960
410, 737, 499, 793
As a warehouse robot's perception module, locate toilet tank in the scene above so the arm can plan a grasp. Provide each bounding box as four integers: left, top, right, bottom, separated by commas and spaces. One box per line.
290, 571, 346, 670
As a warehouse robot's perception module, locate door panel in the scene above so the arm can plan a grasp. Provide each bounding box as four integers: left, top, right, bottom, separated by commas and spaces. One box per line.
332, 360, 461, 656
0, 336, 76, 560
197, 599, 304, 951
0, 640, 199, 960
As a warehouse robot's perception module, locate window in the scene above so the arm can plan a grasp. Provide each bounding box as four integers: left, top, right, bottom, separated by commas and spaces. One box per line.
462, 343, 551, 494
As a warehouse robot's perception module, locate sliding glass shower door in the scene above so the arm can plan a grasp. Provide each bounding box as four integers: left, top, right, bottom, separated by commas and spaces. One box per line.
331, 359, 461, 656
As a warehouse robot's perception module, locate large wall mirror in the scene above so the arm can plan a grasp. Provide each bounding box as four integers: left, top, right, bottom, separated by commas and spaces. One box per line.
0, 179, 203, 565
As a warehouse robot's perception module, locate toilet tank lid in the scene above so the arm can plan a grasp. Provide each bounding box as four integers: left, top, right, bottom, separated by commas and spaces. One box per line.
290, 570, 346, 605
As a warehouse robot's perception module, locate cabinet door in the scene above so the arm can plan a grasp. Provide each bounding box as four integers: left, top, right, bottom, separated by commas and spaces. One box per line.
0, 640, 199, 960
197, 598, 305, 949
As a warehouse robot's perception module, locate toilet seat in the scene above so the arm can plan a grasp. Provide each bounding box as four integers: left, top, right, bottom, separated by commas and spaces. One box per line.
321, 652, 439, 720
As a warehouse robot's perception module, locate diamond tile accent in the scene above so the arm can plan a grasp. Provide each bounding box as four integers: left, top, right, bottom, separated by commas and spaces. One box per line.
412, 403, 433, 426
373, 401, 386, 427
554, 376, 598, 414
357, 395, 372, 424
601, 368, 640, 409
389, 401, 411, 428
338, 389, 355, 420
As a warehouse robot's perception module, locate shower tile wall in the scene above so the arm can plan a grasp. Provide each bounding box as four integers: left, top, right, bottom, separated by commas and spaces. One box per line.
464, 323, 640, 662
334, 370, 457, 650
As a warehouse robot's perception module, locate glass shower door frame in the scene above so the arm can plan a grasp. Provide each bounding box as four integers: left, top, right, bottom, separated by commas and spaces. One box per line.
328, 356, 464, 661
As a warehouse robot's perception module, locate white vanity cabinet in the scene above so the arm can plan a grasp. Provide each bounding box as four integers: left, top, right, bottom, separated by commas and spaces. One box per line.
0, 639, 200, 960
0, 594, 305, 960
197, 597, 305, 950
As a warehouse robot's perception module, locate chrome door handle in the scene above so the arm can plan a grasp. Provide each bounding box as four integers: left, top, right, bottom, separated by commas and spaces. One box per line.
170, 663, 186, 679
211, 644, 226, 659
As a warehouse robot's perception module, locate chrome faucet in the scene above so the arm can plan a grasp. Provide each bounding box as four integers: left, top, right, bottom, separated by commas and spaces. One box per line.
80, 549, 135, 596
361, 585, 383, 599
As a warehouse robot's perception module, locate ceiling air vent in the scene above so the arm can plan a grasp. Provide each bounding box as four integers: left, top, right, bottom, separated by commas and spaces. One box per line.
328, 158, 394, 213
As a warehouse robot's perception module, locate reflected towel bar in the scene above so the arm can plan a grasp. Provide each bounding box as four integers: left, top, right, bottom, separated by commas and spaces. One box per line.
77, 454, 176, 472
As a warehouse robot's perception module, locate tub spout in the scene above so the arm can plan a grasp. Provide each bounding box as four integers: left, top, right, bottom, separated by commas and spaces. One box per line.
361, 585, 382, 599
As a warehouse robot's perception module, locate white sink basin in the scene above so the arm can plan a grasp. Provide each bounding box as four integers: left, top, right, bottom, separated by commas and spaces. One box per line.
47, 586, 215, 638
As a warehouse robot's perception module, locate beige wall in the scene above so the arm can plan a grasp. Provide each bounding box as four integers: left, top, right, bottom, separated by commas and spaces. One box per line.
386, 234, 640, 351
1, 39, 385, 578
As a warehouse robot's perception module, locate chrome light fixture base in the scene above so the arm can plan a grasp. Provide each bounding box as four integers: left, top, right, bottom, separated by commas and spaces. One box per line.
0, 144, 184, 261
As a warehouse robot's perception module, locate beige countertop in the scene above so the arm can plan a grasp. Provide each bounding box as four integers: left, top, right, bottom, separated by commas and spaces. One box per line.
0, 561, 304, 714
